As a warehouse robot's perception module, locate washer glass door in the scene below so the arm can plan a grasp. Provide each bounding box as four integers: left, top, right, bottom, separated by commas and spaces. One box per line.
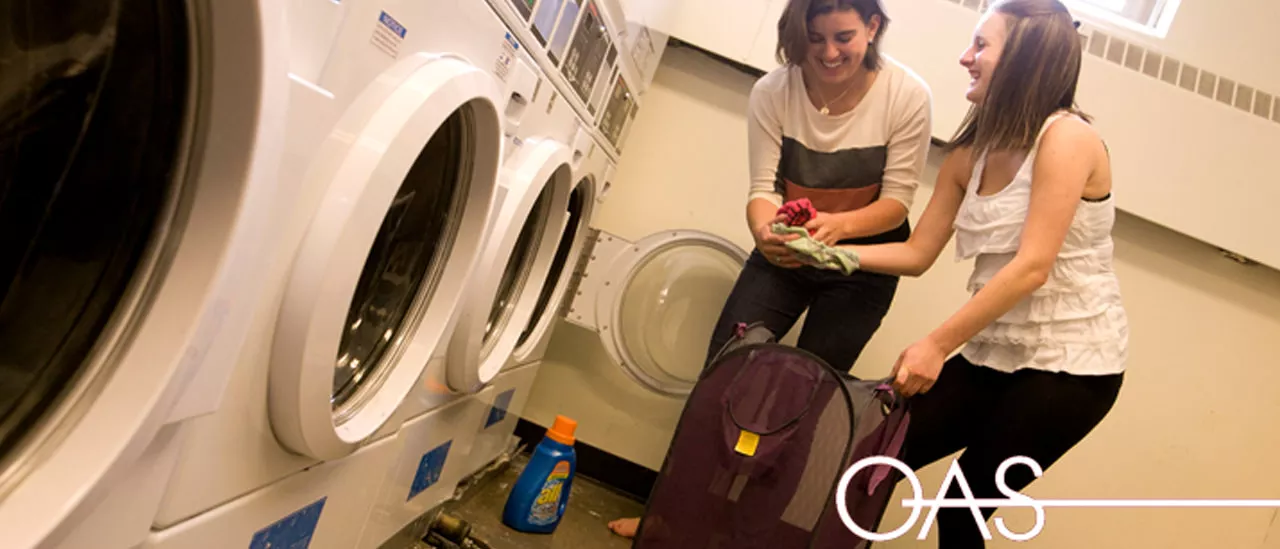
480, 186, 551, 358
0, 0, 189, 479
516, 181, 587, 350
272, 53, 502, 459
605, 235, 747, 396
333, 111, 469, 409
446, 140, 572, 392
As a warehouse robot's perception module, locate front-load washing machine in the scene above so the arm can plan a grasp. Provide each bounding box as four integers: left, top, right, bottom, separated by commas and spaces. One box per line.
506, 0, 755, 476
0, 1, 287, 548
356, 14, 611, 546
433, 0, 647, 489
359, 144, 611, 549
522, 226, 749, 472
144, 1, 515, 547
456, 137, 613, 483
463, 0, 679, 477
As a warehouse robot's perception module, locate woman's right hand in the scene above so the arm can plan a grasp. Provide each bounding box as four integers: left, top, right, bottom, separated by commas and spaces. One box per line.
754, 215, 805, 268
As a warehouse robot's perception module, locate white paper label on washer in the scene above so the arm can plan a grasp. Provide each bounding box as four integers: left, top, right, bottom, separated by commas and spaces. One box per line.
632, 26, 653, 69
495, 32, 519, 82
372, 11, 406, 58
177, 297, 231, 373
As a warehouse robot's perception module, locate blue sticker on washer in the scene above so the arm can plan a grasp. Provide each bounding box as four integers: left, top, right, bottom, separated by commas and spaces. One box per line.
249, 497, 326, 549
372, 11, 407, 58
409, 440, 452, 500
378, 11, 407, 38
485, 389, 516, 428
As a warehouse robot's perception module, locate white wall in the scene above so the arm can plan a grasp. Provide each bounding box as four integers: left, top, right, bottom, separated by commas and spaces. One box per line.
871, 0, 1280, 272
877, 0, 1280, 129
1106, 0, 1280, 93
604, 44, 1280, 548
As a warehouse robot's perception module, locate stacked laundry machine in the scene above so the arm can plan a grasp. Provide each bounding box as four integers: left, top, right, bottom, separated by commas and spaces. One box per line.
1, 0, 670, 546
140, 0, 653, 548
515, 0, 761, 478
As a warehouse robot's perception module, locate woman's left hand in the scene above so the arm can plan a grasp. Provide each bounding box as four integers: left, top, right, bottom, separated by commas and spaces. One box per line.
891, 337, 946, 397
803, 212, 849, 246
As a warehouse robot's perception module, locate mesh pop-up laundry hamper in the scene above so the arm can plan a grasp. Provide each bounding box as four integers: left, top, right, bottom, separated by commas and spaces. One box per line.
632, 323, 910, 549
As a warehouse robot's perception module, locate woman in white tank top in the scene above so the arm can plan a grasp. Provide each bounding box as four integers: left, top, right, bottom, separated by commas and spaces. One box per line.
835, 1, 1126, 545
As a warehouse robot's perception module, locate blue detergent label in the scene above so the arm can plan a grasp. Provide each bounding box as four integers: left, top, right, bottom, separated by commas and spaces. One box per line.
408, 440, 452, 500
485, 389, 516, 428
528, 461, 571, 525
249, 497, 326, 549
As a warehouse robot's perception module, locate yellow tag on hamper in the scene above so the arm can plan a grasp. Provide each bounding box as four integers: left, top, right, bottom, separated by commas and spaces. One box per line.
734, 430, 760, 456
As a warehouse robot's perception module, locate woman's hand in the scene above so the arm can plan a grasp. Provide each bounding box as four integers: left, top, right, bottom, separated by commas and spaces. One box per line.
803, 212, 850, 246
891, 337, 946, 397
754, 215, 805, 268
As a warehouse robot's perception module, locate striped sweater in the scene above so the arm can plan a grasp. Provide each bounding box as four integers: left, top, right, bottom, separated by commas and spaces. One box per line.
747, 56, 933, 244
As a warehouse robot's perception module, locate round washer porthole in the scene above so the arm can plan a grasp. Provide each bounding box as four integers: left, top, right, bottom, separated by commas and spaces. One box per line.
331, 107, 471, 411
596, 231, 748, 397
511, 175, 594, 363
271, 54, 503, 460
446, 138, 572, 393
0, 0, 192, 477
480, 179, 553, 358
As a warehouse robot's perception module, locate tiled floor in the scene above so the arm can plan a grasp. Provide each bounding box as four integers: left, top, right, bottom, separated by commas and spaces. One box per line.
400, 455, 644, 549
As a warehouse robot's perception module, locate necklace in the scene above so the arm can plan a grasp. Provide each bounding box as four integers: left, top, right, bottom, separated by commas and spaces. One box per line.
812, 71, 870, 115
815, 80, 857, 115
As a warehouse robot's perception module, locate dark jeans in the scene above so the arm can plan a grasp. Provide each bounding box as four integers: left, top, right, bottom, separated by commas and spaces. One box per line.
901, 354, 1124, 548
704, 249, 900, 371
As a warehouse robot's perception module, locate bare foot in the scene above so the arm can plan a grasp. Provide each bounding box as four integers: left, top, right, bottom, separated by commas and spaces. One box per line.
608, 517, 640, 538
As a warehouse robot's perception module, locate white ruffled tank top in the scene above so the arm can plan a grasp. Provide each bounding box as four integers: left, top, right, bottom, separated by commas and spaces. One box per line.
952, 112, 1128, 376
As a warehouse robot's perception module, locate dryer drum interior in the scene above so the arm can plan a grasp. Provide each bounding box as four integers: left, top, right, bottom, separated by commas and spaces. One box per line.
0, 0, 193, 491
333, 107, 474, 411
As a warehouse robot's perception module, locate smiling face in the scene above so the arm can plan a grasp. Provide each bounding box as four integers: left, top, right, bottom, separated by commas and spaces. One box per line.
806, 9, 879, 86
959, 12, 1011, 104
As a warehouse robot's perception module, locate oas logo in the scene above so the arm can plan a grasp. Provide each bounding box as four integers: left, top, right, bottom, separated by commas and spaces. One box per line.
836, 456, 1280, 542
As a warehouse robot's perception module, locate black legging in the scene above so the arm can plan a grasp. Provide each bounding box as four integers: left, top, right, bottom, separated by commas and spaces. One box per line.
901, 354, 1124, 548
703, 249, 900, 371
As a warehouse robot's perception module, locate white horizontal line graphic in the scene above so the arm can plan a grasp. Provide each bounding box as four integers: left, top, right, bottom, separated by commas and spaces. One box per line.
900, 498, 1280, 508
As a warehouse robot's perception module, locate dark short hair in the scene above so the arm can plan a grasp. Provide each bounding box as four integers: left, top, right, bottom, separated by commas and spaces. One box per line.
775, 0, 891, 71
950, 0, 1090, 153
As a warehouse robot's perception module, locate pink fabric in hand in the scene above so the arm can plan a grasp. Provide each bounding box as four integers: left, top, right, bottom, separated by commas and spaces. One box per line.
776, 198, 818, 234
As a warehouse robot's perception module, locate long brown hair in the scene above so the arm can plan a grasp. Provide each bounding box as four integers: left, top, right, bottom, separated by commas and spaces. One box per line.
949, 0, 1087, 153
775, 0, 890, 71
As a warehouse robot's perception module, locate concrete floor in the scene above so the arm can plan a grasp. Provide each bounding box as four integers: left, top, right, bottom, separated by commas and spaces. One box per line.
395, 455, 644, 549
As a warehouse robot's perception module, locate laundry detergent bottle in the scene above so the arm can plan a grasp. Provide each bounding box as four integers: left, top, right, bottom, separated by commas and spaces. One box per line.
503, 415, 578, 533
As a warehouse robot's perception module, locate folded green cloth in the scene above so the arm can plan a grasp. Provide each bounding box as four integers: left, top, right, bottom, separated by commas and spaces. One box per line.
771, 223, 861, 275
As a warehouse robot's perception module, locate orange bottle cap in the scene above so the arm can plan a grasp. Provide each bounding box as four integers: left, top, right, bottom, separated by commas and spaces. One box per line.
546, 415, 577, 446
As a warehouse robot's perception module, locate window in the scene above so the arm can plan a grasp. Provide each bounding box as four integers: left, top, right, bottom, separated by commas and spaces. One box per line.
1068, 0, 1181, 37
1079, 0, 1126, 10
